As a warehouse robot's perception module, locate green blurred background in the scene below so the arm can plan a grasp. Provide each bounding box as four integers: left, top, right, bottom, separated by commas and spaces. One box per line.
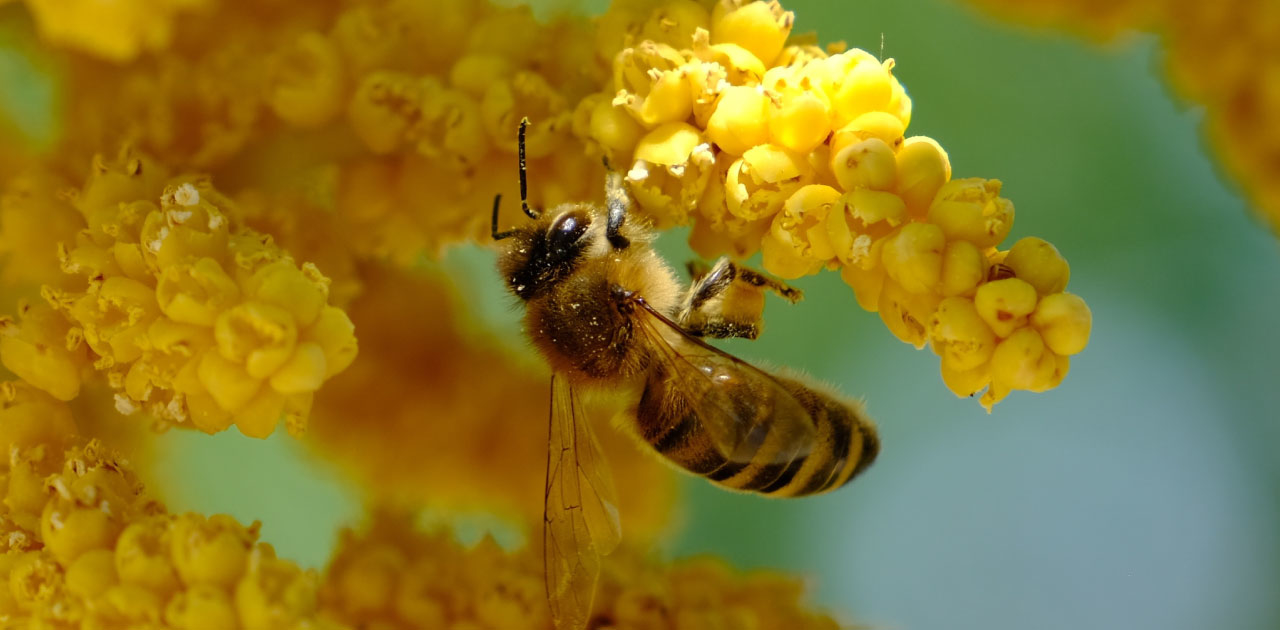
6, 0, 1280, 629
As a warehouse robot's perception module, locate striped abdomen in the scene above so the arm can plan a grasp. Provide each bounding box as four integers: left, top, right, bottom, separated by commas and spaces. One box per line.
633, 362, 879, 497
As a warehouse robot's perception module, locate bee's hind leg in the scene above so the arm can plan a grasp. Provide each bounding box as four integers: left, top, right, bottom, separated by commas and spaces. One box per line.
676, 258, 803, 340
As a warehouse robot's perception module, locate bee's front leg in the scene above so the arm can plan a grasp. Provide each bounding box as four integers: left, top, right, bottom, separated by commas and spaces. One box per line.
676, 258, 803, 340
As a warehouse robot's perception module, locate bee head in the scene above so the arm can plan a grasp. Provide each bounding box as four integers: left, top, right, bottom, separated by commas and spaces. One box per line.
494, 200, 597, 300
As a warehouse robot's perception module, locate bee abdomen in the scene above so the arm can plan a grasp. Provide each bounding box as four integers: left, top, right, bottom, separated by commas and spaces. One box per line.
636, 373, 764, 479
766, 381, 879, 498
636, 372, 878, 497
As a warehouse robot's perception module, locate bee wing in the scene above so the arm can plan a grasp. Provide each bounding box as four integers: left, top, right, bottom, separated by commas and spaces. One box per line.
544, 374, 621, 630
632, 298, 816, 466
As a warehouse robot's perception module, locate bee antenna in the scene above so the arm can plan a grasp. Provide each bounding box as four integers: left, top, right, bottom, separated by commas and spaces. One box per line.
518, 117, 540, 219
491, 194, 514, 241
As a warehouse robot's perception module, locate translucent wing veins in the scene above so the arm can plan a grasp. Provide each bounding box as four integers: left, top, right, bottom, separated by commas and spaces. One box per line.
544, 374, 621, 630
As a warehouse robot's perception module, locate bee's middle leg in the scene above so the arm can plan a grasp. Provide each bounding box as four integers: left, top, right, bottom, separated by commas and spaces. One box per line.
676, 258, 803, 340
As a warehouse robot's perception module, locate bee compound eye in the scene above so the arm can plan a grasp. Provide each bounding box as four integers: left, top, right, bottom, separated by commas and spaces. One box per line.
548, 211, 590, 252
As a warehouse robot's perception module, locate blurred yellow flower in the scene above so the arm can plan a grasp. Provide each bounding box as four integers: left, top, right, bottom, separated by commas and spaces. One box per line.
0, 422, 340, 629
19, 0, 210, 62
1, 149, 358, 437
319, 509, 844, 630
966, 0, 1280, 233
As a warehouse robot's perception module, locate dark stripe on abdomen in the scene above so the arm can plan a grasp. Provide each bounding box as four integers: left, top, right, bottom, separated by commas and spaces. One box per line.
652, 413, 695, 454
759, 450, 808, 493
796, 401, 853, 496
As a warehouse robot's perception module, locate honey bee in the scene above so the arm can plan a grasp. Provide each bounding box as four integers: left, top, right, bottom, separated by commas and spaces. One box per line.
492, 119, 879, 630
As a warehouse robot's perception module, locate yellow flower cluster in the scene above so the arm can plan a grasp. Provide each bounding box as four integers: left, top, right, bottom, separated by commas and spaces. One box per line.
35, 0, 610, 263
17, 0, 210, 62
0, 150, 358, 438
573, 0, 1090, 408
306, 263, 676, 537
966, 0, 1280, 233
319, 510, 842, 630
0, 403, 339, 629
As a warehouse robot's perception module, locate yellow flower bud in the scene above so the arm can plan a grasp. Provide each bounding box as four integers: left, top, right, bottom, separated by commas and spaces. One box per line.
989, 327, 1058, 393
269, 343, 328, 395
760, 185, 842, 278
691, 28, 767, 85
825, 189, 905, 268
882, 223, 945, 295
1004, 237, 1070, 295
0, 382, 77, 454
613, 41, 693, 127
725, 144, 809, 221
628, 123, 716, 227
329, 5, 406, 76
831, 138, 897, 192
927, 178, 1015, 249
101, 582, 165, 624
450, 54, 513, 98
234, 388, 287, 438
465, 3, 545, 62
235, 545, 319, 630
170, 513, 257, 588
940, 361, 991, 398
332, 544, 403, 615
213, 302, 298, 379
587, 95, 645, 162
66, 548, 118, 600
878, 279, 941, 348
156, 258, 241, 327
481, 72, 568, 159
116, 517, 180, 595
710, 0, 794, 67
764, 69, 832, 154
1034, 352, 1071, 393
930, 297, 996, 371
165, 584, 239, 630
146, 317, 212, 358
197, 351, 262, 413
830, 111, 906, 158
417, 87, 489, 170
887, 73, 912, 128
0, 302, 84, 401
186, 391, 234, 434
831, 55, 894, 128
896, 136, 951, 219
245, 261, 328, 329
642, 1, 712, 49
348, 71, 426, 154
1030, 292, 1092, 356
10, 551, 63, 609
21, 0, 188, 61
706, 86, 770, 155
7, 454, 54, 526
678, 57, 728, 128
266, 32, 345, 128
761, 232, 822, 279
42, 499, 122, 565
973, 278, 1038, 339
776, 42, 829, 67
939, 239, 986, 297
